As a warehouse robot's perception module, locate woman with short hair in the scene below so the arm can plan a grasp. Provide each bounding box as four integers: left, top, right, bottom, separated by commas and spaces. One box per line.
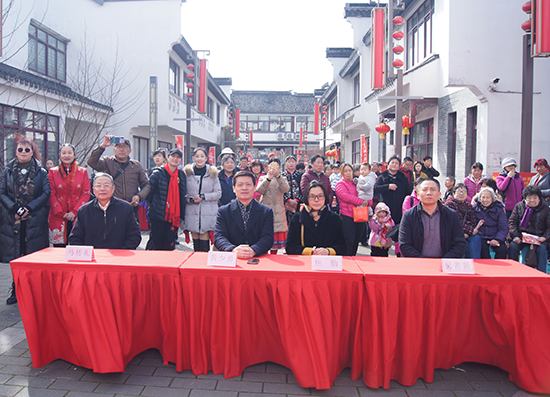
472, 187, 509, 259
218, 154, 237, 206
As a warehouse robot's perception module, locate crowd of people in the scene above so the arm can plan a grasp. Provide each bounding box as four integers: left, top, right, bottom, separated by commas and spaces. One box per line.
1, 135, 549, 305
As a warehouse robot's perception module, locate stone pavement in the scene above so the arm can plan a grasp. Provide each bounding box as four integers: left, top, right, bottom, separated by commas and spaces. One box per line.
0, 232, 545, 397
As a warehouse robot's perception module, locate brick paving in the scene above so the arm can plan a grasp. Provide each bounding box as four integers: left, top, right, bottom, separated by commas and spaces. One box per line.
0, 232, 545, 396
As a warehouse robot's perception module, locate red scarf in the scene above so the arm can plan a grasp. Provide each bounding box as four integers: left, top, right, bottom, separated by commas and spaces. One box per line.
164, 163, 180, 229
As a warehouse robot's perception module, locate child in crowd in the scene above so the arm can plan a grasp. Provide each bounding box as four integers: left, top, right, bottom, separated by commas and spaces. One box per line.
369, 202, 395, 257
357, 163, 376, 216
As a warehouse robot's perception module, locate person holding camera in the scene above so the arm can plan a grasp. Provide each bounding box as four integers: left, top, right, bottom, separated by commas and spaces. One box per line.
0, 138, 50, 305
87, 135, 150, 223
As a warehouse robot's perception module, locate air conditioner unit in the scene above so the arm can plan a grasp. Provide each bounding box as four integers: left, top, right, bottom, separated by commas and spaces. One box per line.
277, 133, 284, 140
286, 133, 294, 140
294, 133, 300, 140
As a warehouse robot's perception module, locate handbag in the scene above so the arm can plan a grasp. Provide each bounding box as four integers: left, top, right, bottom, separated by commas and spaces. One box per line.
525, 244, 538, 267
353, 206, 370, 223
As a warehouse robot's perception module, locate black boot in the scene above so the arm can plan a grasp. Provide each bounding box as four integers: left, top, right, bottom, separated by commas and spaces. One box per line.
201, 239, 210, 252
193, 239, 201, 252
6, 282, 16, 305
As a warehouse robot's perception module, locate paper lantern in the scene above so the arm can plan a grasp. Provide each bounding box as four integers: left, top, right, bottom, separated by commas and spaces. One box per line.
402, 115, 415, 135
393, 59, 404, 68
375, 122, 390, 139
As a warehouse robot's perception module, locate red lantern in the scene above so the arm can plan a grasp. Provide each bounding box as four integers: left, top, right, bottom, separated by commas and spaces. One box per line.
393, 16, 404, 26
393, 45, 404, 54
187, 64, 195, 70
522, 19, 532, 32
187, 73, 195, 79
393, 59, 404, 69
186, 93, 194, 98
186, 83, 194, 88
393, 31, 405, 40
322, 106, 327, 110
375, 122, 390, 139
523, 1, 532, 13
402, 115, 415, 135
268, 153, 275, 158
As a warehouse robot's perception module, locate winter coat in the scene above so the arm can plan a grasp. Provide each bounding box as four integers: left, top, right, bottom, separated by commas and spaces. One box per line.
422, 166, 440, 179
472, 197, 509, 243
369, 216, 395, 248
48, 163, 91, 244
463, 174, 484, 203
283, 170, 303, 204
357, 173, 376, 202
69, 197, 141, 249
253, 173, 265, 201
285, 206, 346, 255
183, 164, 222, 234
87, 146, 150, 203
147, 166, 187, 222
402, 190, 420, 214
300, 169, 334, 204
374, 170, 410, 224
335, 178, 364, 218
507, 200, 550, 248
399, 202, 466, 258
0, 158, 50, 262
496, 171, 525, 211
412, 171, 428, 183
445, 196, 478, 236
256, 174, 290, 233
218, 172, 236, 207
529, 172, 550, 204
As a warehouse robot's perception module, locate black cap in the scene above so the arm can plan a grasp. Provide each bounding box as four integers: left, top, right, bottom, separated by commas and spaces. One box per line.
169, 148, 183, 158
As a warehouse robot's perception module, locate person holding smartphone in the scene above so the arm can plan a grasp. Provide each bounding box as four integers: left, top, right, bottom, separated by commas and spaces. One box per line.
0, 138, 50, 304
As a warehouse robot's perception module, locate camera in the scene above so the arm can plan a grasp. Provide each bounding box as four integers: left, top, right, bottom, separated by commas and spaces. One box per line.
491, 77, 500, 84
110, 136, 126, 144
16, 207, 26, 216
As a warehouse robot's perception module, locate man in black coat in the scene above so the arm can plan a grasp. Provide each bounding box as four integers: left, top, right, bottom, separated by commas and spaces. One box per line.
399, 178, 466, 258
374, 155, 411, 224
69, 173, 141, 249
214, 171, 274, 258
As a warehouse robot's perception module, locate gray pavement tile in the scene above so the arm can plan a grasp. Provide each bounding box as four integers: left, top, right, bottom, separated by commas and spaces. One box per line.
170, 378, 218, 390
7, 375, 54, 388
152, 367, 196, 378
123, 365, 156, 376
2, 348, 27, 357
81, 372, 129, 383
242, 364, 267, 373
138, 357, 166, 367
471, 381, 520, 392
424, 380, 474, 390
262, 382, 311, 395
333, 376, 366, 387
405, 391, 455, 397
142, 385, 191, 397
358, 389, 409, 396
189, 391, 237, 397
39, 368, 87, 380
0, 365, 44, 376
311, 385, 360, 396
49, 379, 99, 392
482, 370, 512, 382
134, 349, 163, 358
388, 380, 426, 389
0, 373, 15, 383
511, 391, 548, 396
14, 388, 68, 397
241, 372, 287, 383
65, 392, 115, 397
126, 356, 142, 366
0, 384, 23, 397
20, 351, 31, 358
94, 382, 144, 395
196, 372, 229, 380
125, 374, 172, 387
288, 373, 298, 384
12, 341, 28, 350
0, 355, 33, 366
42, 360, 73, 370
216, 380, 263, 393
237, 394, 281, 397
265, 363, 292, 374
454, 392, 505, 397
435, 368, 487, 381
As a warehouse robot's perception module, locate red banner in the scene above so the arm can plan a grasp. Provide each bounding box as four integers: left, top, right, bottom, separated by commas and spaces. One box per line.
175, 135, 184, 151
299, 128, 303, 147
533, 0, 550, 56
361, 134, 368, 163
199, 59, 208, 113
371, 8, 386, 90
250, 130, 253, 148
235, 109, 240, 138
208, 146, 215, 165
314, 103, 320, 135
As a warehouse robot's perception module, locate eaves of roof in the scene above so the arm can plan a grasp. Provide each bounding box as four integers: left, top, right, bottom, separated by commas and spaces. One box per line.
320, 81, 337, 103
339, 50, 360, 78
231, 91, 315, 115
0, 63, 113, 112
326, 48, 355, 59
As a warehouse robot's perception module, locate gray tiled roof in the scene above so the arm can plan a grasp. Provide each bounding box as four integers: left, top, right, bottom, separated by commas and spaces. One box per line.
344, 3, 378, 18
231, 91, 315, 115
213, 77, 232, 86
326, 48, 355, 59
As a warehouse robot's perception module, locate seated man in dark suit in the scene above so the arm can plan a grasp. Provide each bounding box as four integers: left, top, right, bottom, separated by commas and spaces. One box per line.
214, 171, 274, 258
69, 173, 141, 249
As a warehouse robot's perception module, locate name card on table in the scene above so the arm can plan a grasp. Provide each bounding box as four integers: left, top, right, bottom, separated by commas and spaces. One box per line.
207, 251, 237, 267
65, 245, 95, 262
441, 258, 475, 274
311, 255, 343, 271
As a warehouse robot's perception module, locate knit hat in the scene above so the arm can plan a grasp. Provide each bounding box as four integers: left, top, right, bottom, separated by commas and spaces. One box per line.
374, 202, 391, 216
501, 157, 517, 168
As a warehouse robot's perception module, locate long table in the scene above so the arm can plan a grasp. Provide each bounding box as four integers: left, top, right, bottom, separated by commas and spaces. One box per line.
10, 250, 550, 393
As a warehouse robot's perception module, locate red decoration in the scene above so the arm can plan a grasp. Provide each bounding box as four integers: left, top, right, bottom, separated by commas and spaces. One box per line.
187, 74, 194, 79
187, 64, 195, 70
532, 0, 550, 57
186, 83, 194, 89
523, 1, 532, 13
402, 115, 415, 135
393, 16, 404, 26
393, 45, 404, 54
235, 109, 240, 138
375, 122, 390, 139
322, 106, 327, 110
522, 19, 532, 32
393, 59, 404, 68
371, 8, 386, 90
198, 59, 208, 113
393, 31, 405, 40
268, 153, 275, 158
186, 93, 194, 98
314, 103, 320, 135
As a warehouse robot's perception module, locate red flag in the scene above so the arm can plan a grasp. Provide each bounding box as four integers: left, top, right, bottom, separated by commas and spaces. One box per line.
175, 135, 184, 151
208, 146, 215, 165
371, 8, 386, 90
299, 128, 303, 147
250, 130, 253, 148
235, 109, 240, 138
198, 59, 208, 113
361, 134, 368, 163
314, 103, 319, 135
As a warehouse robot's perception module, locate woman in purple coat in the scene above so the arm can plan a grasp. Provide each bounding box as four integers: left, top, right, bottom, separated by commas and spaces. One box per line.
472, 187, 509, 259
496, 157, 525, 219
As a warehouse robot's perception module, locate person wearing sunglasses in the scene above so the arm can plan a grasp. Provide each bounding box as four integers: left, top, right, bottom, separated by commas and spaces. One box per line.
0, 138, 51, 305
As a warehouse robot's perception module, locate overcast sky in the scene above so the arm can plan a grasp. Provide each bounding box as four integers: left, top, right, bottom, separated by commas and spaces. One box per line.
181, 0, 354, 94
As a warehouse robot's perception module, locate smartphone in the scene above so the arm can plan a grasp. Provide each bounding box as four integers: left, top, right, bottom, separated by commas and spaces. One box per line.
110, 136, 126, 144
247, 258, 259, 264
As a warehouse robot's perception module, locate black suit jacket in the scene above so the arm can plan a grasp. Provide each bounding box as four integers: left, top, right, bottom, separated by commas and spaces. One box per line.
214, 199, 274, 256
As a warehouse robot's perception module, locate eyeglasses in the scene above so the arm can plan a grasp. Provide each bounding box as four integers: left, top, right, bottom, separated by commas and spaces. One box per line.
455, 189, 468, 194
17, 147, 31, 153
308, 194, 325, 201
94, 184, 113, 190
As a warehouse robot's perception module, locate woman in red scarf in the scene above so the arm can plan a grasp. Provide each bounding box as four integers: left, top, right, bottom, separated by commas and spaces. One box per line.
48, 144, 91, 247
147, 148, 187, 250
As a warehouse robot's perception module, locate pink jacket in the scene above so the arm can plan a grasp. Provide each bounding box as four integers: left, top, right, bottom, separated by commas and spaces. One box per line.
463, 174, 484, 203
335, 179, 364, 218
402, 190, 420, 214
